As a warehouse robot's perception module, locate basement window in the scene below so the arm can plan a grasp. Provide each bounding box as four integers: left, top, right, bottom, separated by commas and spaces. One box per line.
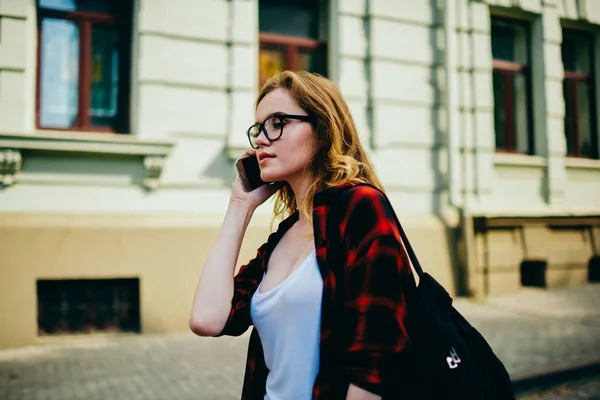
520, 260, 547, 288
37, 278, 140, 335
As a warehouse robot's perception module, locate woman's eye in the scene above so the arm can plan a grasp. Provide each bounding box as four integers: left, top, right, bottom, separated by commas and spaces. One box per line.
272, 120, 285, 129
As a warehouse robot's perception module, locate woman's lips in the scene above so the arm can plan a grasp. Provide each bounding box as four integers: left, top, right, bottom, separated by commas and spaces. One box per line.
258, 154, 275, 164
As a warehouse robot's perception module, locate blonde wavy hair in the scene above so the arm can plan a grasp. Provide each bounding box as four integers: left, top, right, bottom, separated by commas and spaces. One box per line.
257, 71, 384, 223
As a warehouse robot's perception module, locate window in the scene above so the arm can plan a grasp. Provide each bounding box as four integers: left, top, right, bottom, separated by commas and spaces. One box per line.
36, 0, 132, 132
491, 18, 534, 154
561, 30, 598, 159
258, 0, 327, 86
37, 278, 140, 335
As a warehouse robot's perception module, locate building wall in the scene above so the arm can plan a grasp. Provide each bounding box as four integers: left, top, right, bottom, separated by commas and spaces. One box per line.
444, 0, 600, 297
0, 213, 274, 349
469, 218, 599, 296
0, 0, 456, 350
0, 0, 34, 133
448, 0, 600, 217
339, 1, 449, 215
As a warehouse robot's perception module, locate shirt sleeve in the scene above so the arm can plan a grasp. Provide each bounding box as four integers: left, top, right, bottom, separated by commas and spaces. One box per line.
216, 214, 297, 338
336, 185, 414, 395
215, 245, 267, 337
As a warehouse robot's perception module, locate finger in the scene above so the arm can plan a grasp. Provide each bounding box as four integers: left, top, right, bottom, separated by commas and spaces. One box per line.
241, 149, 256, 158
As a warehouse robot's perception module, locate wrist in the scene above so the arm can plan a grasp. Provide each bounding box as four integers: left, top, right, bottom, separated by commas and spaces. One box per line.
227, 199, 256, 219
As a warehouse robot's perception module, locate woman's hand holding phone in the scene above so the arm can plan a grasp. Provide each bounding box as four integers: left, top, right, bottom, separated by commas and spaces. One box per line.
191, 150, 281, 338
230, 150, 282, 211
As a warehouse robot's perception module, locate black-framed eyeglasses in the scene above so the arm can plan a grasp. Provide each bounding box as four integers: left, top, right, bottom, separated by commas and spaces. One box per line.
246, 114, 316, 149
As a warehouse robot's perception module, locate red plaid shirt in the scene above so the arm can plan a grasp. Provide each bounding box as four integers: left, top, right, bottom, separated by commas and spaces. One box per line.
216, 183, 414, 399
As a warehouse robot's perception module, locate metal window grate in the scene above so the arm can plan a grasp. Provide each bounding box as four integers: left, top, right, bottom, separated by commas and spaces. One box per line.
37, 278, 140, 335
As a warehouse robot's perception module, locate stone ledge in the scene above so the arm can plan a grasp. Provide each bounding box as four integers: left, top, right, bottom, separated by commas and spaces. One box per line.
493, 152, 547, 167
0, 131, 174, 190
474, 215, 600, 227
469, 207, 600, 218
0, 131, 173, 155
564, 157, 600, 171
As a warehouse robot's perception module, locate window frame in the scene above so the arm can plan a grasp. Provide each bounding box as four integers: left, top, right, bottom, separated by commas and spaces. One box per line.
491, 17, 535, 155
259, 32, 327, 73
562, 29, 598, 159
35, 2, 132, 133
257, 0, 328, 85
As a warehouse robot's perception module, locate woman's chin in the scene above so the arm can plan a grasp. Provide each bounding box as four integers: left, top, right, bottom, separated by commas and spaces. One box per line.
260, 172, 282, 183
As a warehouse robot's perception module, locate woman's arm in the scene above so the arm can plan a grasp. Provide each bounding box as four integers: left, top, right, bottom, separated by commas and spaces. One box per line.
189, 151, 282, 337
336, 185, 414, 397
189, 201, 255, 337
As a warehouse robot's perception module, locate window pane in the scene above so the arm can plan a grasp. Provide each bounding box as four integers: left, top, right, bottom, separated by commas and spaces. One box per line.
89, 27, 120, 128
513, 73, 530, 153
564, 80, 575, 155
491, 19, 528, 64
492, 71, 506, 149
492, 70, 531, 152
39, 18, 80, 129
259, 46, 286, 86
38, 0, 115, 13
576, 81, 594, 157
564, 79, 596, 157
562, 31, 592, 74
259, 0, 321, 39
298, 48, 325, 74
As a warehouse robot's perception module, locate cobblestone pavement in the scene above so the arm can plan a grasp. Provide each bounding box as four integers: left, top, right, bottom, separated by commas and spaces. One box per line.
0, 283, 599, 400
518, 378, 600, 399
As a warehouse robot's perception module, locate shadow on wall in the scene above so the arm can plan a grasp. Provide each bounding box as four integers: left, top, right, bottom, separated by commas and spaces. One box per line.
429, 0, 466, 295
202, 148, 237, 185
589, 256, 600, 282
428, 0, 445, 217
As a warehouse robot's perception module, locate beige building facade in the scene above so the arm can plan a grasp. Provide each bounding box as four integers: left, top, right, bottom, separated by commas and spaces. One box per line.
0, 0, 599, 350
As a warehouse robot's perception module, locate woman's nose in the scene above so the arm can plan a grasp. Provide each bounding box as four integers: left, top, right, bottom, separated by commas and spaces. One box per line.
253, 129, 270, 147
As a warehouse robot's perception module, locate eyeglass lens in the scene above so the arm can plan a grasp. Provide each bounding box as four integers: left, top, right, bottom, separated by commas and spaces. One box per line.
248, 116, 283, 148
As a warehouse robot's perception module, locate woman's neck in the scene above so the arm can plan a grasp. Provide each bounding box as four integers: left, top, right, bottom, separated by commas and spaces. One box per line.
288, 173, 313, 224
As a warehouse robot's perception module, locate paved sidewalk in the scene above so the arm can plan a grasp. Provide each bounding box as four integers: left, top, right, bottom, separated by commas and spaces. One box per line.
1, 283, 599, 400
518, 377, 600, 399
454, 283, 600, 377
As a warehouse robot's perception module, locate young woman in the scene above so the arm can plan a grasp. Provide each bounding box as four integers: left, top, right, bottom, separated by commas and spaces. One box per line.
189, 71, 415, 400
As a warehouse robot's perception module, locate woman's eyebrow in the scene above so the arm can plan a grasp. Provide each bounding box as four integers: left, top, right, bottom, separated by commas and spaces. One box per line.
255, 111, 286, 123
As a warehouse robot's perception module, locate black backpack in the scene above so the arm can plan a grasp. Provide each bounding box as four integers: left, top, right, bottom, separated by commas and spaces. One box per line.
384, 212, 516, 400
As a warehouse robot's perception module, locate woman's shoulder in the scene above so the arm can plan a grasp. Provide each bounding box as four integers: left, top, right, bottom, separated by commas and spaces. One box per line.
317, 183, 388, 207
343, 183, 386, 200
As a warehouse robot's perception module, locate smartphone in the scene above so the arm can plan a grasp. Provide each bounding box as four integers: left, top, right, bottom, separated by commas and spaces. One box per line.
235, 155, 267, 192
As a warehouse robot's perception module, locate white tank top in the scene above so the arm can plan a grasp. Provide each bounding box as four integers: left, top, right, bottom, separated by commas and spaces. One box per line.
250, 250, 323, 400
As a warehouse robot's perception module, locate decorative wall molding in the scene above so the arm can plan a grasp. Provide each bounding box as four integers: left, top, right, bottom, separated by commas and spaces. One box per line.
0, 132, 174, 190
0, 149, 22, 186
143, 156, 167, 190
